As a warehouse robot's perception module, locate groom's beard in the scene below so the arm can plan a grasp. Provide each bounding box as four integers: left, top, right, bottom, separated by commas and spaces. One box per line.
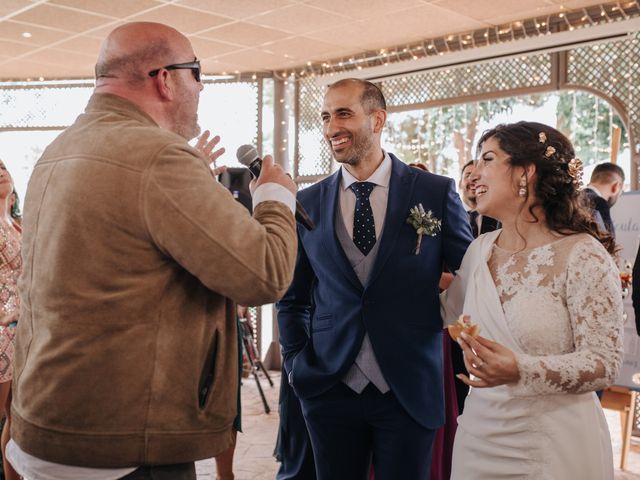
329, 125, 374, 167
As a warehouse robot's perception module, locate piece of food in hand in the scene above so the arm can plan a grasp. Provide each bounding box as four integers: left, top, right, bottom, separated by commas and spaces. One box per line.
620, 271, 632, 283
448, 314, 480, 341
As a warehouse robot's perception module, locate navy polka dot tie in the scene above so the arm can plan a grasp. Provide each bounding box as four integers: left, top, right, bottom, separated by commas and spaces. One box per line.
350, 182, 376, 256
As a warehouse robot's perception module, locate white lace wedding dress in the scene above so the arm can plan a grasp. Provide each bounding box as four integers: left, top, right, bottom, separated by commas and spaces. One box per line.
441, 231, 624, 479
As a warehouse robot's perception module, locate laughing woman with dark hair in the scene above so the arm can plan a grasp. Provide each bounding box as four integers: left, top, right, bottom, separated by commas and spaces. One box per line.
441, 122, 624, 479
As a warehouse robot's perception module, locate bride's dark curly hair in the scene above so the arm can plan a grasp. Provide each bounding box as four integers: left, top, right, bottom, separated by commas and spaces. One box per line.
477, 121, 616, 254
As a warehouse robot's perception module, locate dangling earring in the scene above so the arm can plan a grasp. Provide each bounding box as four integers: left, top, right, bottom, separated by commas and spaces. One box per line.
518, 176, 527, 197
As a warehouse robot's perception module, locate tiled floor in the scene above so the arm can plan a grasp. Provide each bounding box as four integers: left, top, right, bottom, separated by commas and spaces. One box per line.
198, 372, 640, 480
196, 372, 281, 480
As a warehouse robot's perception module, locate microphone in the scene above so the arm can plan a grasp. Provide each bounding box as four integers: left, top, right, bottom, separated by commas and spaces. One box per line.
236, 145, 314, 231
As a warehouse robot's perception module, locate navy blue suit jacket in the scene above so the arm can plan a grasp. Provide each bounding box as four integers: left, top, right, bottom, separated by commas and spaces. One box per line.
277, 154, 473, 429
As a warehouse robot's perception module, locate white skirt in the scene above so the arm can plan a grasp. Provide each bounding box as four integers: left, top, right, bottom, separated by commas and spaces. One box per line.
451, 387, 613, 480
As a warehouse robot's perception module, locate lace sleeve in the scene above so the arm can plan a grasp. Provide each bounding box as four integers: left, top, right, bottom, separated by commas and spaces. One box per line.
510, 238, 624, 396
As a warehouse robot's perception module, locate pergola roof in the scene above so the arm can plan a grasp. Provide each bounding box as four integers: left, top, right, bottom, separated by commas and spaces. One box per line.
0, 0, 610, 81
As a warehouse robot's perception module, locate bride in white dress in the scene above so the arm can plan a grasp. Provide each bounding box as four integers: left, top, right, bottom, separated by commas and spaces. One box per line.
441, 121, 624, 479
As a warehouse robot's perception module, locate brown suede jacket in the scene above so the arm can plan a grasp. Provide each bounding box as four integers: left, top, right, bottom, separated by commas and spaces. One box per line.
12, 93, 297, 467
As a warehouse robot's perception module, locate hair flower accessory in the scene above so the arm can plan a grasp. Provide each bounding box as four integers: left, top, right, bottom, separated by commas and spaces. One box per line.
539, 131, 555, 157
406, 203, 441, 255
567, 158, 584, 187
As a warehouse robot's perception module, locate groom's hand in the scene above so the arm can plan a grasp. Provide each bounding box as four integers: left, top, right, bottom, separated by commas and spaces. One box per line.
456, 333, 520, 388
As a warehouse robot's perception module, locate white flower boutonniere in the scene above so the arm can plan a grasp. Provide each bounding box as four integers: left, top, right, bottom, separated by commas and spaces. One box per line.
406, 203, 441, 255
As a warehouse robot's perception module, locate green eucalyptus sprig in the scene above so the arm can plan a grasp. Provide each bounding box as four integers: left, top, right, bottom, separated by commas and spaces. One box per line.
406, 203, 441, 255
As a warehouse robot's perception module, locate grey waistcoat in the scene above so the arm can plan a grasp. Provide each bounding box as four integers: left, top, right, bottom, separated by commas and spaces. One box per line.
335, 205, 390, 394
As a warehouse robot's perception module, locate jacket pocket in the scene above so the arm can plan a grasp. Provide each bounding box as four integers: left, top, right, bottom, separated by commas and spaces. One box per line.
312, 314, 333, 332
198, 329, 219, 409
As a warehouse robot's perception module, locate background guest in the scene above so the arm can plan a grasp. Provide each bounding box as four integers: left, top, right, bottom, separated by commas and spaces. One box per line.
407, 161, 457, 480
452, 160, 500, 415
458, 160, 476, 211
459, 160, 500, 237
581, 162, 625, 236
274, 375, 316, 480
0, 161, 22, 480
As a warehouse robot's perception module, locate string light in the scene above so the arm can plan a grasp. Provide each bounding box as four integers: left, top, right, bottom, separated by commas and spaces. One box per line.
273, 0, 640, 80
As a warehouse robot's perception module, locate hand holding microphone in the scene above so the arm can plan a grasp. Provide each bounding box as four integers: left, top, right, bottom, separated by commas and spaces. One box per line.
254, 155, 297, 196
236, 145, 314, 230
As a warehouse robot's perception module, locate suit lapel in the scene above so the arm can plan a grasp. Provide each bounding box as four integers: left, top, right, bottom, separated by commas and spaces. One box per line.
320, 170, 362, 290
481, 216, 499, 234
367, 155, 416, 287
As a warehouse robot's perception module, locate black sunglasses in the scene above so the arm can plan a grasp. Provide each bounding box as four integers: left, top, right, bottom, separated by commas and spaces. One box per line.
148, 60, 201, 83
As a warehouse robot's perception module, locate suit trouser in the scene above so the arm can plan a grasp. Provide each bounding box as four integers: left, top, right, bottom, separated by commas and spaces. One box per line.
300, 383, 436, 480
275, 367, 316, 480
118, 462, 195, 479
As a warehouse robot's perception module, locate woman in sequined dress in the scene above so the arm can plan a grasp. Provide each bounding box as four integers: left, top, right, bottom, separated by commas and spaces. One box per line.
441, 122, 624, 479
0, 160, 22, 480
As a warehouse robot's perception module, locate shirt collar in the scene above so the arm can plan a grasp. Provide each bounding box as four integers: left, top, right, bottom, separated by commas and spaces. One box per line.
586, 185, 604, 199
341, 150, 392, 191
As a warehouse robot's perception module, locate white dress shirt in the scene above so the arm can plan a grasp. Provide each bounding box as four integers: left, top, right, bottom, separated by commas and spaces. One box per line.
7, 183, 296, 480
252, 182, 296, 215
339, 151, 391, 239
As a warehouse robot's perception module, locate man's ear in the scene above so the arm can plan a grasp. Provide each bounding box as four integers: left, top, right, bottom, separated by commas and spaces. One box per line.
611, 179, 622, 195
372, 109, 387, 134
152, 69, 175, 101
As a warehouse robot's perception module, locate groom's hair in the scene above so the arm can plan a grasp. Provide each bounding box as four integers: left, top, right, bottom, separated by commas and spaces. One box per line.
328, 78, 386, 113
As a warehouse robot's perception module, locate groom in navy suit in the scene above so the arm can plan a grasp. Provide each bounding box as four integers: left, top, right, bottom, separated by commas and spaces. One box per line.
277, 78, 472, 479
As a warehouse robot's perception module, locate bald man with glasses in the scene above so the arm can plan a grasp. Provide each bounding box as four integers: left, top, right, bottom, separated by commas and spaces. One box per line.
8, 22, 298, 480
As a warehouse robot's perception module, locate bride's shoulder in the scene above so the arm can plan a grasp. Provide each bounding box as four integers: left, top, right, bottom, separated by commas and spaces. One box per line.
475, 229, 501, 246
566, 232, 606, 251
466, 229, 500, 256
564, 232, 615, 267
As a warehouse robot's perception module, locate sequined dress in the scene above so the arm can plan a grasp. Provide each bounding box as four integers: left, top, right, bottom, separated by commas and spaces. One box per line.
441, 231, 624, 480
0, 220, 21, 383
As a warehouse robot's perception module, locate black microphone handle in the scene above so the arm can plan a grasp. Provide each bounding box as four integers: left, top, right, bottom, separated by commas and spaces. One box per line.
246, 159, 314, 231
247, 159, 262, 179
294, 200, 315, 231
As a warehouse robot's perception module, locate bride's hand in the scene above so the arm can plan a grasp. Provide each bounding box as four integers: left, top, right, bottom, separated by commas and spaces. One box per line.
456, 332, 520, 388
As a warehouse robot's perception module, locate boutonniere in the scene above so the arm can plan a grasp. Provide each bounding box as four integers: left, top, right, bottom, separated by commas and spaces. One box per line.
406, 203, 441, 255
